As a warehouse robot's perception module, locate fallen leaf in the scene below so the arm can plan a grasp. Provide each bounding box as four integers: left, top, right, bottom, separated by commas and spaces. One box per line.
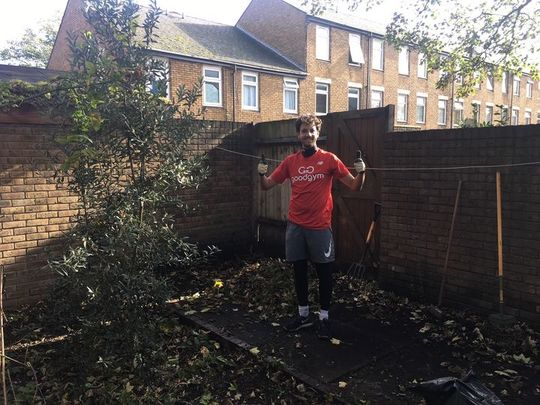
338, 381, 347, 388
249, 347, 260, 355
184, 310, 197, 315
330, 338, 341, 345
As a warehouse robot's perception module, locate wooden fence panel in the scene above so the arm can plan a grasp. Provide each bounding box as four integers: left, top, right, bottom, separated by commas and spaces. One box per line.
254, 108, 393, 262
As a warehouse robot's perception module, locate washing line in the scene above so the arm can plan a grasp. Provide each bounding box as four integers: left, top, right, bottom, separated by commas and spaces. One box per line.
214, 146, 540, 172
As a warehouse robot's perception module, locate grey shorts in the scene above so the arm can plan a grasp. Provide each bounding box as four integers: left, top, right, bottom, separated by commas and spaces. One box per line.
285, 222, 335, 263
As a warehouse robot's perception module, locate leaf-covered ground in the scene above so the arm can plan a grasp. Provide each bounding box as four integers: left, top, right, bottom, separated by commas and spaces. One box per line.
5, 257, 540, 404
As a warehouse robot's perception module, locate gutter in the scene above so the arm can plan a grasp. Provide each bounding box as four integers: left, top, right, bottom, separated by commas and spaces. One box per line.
150, 49, 307, 78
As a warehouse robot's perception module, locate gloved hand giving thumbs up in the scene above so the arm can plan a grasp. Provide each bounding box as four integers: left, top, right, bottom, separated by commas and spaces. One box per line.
354, 149, 366, 173
257, 154, 268, 176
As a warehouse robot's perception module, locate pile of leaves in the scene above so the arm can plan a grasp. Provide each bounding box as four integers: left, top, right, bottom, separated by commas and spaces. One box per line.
5, 305, 332, 404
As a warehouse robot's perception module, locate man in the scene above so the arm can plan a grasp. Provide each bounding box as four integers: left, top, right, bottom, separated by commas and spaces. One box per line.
258, 113, 366, 339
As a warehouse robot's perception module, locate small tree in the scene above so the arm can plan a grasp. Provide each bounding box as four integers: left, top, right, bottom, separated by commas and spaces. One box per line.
40, 0, 215, 385
0, 15, 60, 67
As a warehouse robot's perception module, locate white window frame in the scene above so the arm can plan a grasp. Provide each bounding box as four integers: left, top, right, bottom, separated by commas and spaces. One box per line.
526, 81, 533, 98
453, 99, 464, 127
511, 107, 519, 125
370, 86, 384, 108
372, 38, 384, 71
416, 94, 427, 124
316, 25, 330, 61
537, 111, 540, 124
472, 101, 481, 124
501, 105, 509, 124
398, 46, 409, 75
417, 53, 427, 79
486, 73, 494, 91
283, 77, 299, 114
348, 86, 361, 110
397, 90, 409, 122
485, 103, 494, 124
315, 82, 330, 115
524, 109, 532, 124
348, 33, 365, 65
513, 75, 520, 96
474, 72, 481, 89
202, 65, 222, 107
502, 72, 508, 93
241, 71, 258, 111
437, 96, 448, 126
147, 57, 170, 98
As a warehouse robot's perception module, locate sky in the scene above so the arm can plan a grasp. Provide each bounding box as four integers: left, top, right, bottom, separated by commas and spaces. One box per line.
0, 0, 253, 47
0, 0, 400, 48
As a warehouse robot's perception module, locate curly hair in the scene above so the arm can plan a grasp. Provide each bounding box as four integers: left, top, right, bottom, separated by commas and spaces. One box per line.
295, 113, 322, 133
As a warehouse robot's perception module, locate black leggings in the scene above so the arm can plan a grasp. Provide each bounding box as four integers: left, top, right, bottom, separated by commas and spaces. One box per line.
292, 260, 332, 311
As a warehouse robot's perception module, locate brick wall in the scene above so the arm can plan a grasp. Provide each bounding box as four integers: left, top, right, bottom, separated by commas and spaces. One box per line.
0, 117, 254, 308
0, 122, 72, 307
236, 0, 307, 69
169, 59, 301, 123
48, 0, 89, 71
379, 124, 540, 324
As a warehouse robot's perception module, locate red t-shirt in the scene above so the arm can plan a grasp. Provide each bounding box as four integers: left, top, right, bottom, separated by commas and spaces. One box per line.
270, 149, 350, 229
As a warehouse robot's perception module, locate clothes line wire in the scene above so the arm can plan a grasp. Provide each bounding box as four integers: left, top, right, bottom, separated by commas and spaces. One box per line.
214, 146, 540, 172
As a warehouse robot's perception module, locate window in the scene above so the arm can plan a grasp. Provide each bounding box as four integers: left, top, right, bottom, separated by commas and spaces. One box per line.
147, 57, 169, 97
371, 89, 384, 108
438, 98, 447, 125
417, 53, 427, 79
203, 66, 222, 106
537, 112, 540, 124
486, 74, 494, 91
348, 34, 365, 65
500, 106, 509, 124
398, 47, 409, 75
526, 81, 533, 98
416, 95, 427, 123
474, 72, 481, 89
513, 76, 520, 96
485, 105, 494, 124
525, 110, 532, 124
316, 25, 330, 61
315, 82, 329, 115
348, 87, 361, 110
502, 72, 508, 93
283, 78, 299, 113
242, 72, 258, 110
472, 102, 480, 124
511, 108, 519, 125
397, 92, 408, 122
453, 100, 464, 126
372, 38, 384, 70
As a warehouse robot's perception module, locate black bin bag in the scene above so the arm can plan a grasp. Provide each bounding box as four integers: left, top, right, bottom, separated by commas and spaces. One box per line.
410, 370, 503, 405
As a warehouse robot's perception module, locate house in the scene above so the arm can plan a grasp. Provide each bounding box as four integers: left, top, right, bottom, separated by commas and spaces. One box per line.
48, 0, 540, 128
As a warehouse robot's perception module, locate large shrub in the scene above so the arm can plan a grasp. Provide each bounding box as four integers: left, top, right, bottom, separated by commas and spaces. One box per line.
40, 0, 216, 381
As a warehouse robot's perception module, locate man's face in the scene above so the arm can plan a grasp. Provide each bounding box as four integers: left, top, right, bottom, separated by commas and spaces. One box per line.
297, 123, 319, 148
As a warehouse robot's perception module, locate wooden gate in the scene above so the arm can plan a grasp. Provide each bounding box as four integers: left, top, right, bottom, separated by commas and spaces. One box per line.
254, 107, 393, 264
324, 106, 392, 266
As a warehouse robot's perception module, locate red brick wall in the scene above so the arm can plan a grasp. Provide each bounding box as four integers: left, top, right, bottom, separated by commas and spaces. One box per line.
0, 118, 254, 308
170, 59, 303, 123
236, 0, 307, 69
48, 0, 90, 71
379, 124, 540, 324
0, 122, 73, 306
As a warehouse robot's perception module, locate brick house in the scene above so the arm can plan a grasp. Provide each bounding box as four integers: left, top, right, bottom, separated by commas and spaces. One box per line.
49, 0, 540, 128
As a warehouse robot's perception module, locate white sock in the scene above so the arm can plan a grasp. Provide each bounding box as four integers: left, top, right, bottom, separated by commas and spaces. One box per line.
298, 305, 309, 318
319, 310, 329, 321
